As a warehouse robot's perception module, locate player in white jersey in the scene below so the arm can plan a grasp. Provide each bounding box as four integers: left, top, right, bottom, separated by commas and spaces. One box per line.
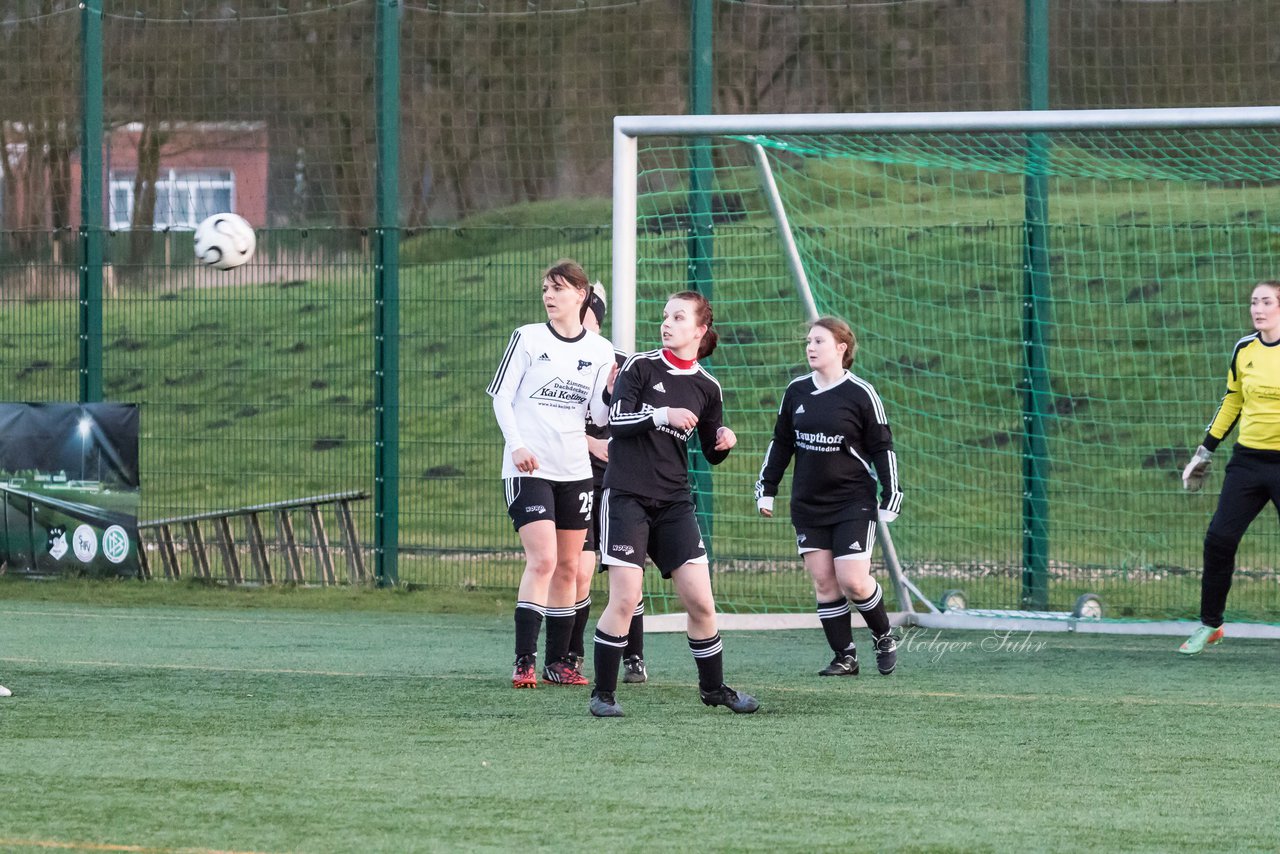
487, 260, 615, 688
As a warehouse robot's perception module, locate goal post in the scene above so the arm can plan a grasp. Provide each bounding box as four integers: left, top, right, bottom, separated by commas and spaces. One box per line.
613, 107, 1280, 632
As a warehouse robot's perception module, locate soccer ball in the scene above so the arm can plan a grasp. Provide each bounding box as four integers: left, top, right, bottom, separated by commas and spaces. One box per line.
194, 213, 256, 270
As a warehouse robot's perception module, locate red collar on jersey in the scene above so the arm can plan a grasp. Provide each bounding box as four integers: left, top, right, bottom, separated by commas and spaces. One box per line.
661, 349, 696, 370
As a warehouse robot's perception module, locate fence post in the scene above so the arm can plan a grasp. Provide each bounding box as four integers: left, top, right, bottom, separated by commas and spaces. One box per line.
79, 0, 104, 403
1022, 0, 1051, 608
374, 0, 401, 586
687, 0, 715, 556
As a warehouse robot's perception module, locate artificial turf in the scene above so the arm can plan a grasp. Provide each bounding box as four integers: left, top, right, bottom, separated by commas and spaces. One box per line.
1, 584, 1277, 853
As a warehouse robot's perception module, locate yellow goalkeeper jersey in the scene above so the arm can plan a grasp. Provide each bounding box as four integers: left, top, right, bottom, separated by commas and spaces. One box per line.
1203, 332, 1280, 452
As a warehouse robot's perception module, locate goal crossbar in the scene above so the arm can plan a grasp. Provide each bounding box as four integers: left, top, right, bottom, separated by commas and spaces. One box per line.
612, 106, 1280, 353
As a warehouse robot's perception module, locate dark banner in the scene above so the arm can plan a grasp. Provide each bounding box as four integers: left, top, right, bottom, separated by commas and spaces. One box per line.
0, 403, 140, 578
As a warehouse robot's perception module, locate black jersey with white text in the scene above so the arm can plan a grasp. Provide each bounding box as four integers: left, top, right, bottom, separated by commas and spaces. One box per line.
755, 371, 901, 525
586, 349, 629, 486
603, 349, 731, 501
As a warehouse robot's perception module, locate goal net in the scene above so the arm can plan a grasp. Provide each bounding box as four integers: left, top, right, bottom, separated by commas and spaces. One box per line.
613, 109, 1280, 626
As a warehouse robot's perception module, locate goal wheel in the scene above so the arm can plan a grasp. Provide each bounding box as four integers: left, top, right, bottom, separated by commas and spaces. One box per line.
1072, 593, 1103, 620
939, 589, 968, 612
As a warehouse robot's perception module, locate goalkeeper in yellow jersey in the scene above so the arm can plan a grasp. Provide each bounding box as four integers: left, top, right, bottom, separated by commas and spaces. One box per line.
1179, 280, 1280, 654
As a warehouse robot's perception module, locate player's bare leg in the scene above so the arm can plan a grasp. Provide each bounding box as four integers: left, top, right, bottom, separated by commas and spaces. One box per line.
804, 550, 859, 676
589, 565, 641, 717
511, 519, 558, 687
672, 563, 758, 713
542, 528, 589, 685
836, 556, 896, 675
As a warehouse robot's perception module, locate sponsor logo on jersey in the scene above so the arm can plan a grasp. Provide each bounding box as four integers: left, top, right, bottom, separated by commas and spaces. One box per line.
794, 429, 845, 452
657, 423, 693, 441
653, 382, 666, 393
611, 544, 636, 556
796, 404, 805, 414
525, 504, 548, 514
530, 376, 590, 407
1248, 381, 1280, 400
577, 359, 593, 373
538, 352, 551, 361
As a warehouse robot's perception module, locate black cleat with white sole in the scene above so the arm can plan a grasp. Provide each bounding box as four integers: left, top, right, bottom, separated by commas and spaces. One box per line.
818, 650, 859, 676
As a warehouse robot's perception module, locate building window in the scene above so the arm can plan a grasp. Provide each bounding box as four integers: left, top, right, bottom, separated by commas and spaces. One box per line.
109, 169, 235, 230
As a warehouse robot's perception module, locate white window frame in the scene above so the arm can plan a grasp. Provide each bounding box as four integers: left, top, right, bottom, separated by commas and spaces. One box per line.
108, 168, 236, 230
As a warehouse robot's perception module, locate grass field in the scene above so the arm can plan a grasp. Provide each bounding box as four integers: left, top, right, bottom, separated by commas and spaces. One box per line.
2, 581, 1278, 853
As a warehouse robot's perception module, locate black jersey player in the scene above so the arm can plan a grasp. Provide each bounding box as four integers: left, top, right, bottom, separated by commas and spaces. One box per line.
588, 291, 758, 717
756, 317, 903, 677
576, 286, 649, 683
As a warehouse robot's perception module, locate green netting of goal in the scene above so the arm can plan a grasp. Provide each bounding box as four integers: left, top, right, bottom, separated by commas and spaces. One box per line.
629, 127, 1280, 622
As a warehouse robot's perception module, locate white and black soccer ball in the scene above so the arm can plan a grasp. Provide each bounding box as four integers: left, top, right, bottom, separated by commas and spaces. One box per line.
194, 213, 256, 270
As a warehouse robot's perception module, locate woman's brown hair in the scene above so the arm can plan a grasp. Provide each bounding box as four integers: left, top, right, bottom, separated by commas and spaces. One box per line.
811, 316, 857, 369
669, 290, 718, 359
542, 259, 591, 319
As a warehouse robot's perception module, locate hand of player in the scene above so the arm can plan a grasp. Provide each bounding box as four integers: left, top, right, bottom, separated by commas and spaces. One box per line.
606, 363, 619, 395
512, 447, 539, 474
666, 408, 698, 430
757, 496, 774, 517
713, 426, 736, 451
1182, 445, 1212, 492
877, 508, 898, 524
586, 435, 609, 464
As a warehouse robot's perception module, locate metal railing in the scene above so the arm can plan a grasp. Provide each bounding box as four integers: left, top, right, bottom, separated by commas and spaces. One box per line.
138, 491, 368, 585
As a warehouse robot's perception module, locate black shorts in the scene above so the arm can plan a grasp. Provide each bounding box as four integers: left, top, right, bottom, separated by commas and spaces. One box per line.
504, 477, 594, 532
600, 489, 707, 578
794, 518, 876, 560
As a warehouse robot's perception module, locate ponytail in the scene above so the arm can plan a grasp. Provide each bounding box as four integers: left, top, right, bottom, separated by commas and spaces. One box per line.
698, 327, 718, 360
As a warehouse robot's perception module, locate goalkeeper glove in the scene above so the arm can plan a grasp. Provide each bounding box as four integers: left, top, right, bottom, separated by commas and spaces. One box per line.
877, 508, 899, 524
757, 496, 774, 517
1182, 445, 1213, 492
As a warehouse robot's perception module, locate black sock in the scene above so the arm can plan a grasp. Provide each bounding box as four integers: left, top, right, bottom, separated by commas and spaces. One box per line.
817, 597, 854, 653
593, 628, 628, 693
624, 601, 645, 658
853, 584, 891, 639
569, 597, 592, 659
514, 601, 545, 659
544, 606, 575, 662
688, 633, 724, 691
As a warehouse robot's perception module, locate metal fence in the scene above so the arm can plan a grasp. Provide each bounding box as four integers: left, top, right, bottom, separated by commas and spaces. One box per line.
4, 0, 1280, 616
